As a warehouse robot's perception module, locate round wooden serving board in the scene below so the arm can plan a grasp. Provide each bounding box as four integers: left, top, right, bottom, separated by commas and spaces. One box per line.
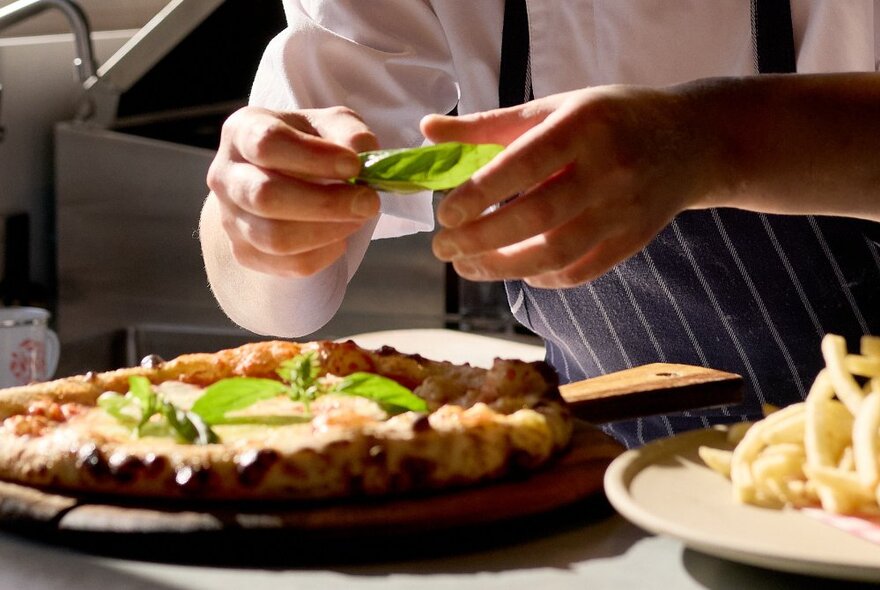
0, 424, 622, 560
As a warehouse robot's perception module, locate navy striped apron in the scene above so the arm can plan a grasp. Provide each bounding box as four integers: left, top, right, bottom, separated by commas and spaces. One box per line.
499, 0, 880, 448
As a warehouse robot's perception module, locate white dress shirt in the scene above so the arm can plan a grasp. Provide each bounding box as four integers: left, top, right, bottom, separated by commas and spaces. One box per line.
244, 0, 880, 336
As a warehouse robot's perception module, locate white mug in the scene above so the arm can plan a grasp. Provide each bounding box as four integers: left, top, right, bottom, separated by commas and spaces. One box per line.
0, 307, 60, 388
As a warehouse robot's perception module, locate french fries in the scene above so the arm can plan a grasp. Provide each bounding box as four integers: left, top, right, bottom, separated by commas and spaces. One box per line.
698, 334, 880, 515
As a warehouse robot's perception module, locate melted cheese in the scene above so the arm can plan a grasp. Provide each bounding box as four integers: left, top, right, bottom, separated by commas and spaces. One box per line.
62, 381, 392, 448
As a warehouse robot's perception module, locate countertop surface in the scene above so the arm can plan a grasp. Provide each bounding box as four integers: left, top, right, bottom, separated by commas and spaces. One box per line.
0, 329, 871, 589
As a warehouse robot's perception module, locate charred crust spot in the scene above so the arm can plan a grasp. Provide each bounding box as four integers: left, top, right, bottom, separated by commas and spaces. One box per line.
175, 464, 212, 493
235, 448, 280, 487
108, 452, 144, 484
375, 345, 429, 365
399, 457, 436, 488
531, 361, 560, 389
140, 354, 166, 369
280, 459, 306, 479
142, 453, 168, 477
347, 474, 365, 494
411, 413, 432, 433
281, 448, 323, 478
510, 448, 542, 470
374, 345, 400, 357
76, 443, 109, 479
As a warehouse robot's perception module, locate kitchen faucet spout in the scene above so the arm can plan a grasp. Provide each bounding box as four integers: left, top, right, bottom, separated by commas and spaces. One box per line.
0, 0, 97, 85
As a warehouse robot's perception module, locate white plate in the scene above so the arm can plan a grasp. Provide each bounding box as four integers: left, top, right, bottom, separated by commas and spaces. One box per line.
604, 428, 880, 583
344, 329, 545, 368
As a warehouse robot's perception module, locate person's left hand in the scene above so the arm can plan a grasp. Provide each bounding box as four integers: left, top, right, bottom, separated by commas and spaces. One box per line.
421, 85, 720, 288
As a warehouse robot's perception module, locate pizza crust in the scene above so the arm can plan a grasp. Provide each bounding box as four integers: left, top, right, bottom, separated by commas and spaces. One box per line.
0, 340, 573, 501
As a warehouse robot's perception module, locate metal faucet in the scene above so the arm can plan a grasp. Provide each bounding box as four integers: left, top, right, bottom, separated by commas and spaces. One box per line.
0, 0, 99, 140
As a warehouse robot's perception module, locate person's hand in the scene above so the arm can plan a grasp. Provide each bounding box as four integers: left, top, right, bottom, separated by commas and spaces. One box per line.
422, 85, 719, 289
206, 105, 381, 278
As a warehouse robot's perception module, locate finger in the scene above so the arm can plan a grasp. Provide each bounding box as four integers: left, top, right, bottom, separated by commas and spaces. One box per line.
220, 200, 364, 256
228, 235, 348, 279
420, 103, 549, 146
452, 235, 596, 281
432, 164, 582, 259
437, 114, 581, 227
214, 162, 379, 221
523, 234, 651, 289
450, 209, 613, 281
304, 106, 379, 153
226, 108, 361, 179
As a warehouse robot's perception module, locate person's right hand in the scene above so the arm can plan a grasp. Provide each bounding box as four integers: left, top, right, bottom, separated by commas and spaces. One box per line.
206, 106, 381, 278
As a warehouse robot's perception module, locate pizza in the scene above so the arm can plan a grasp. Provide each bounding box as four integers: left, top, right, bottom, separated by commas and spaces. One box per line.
0, 340, 573, 501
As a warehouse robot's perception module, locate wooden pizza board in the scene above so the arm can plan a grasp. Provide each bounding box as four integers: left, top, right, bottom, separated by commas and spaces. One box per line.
0, 423, 622, 564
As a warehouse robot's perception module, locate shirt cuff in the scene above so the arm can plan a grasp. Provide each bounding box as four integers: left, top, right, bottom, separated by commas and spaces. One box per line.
373, 190, 435, 238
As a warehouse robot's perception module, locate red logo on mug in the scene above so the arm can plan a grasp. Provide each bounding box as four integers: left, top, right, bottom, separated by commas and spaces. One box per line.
9, 339, 46, 384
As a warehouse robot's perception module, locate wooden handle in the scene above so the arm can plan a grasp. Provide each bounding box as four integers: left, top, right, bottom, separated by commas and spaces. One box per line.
559, 363, 743, 423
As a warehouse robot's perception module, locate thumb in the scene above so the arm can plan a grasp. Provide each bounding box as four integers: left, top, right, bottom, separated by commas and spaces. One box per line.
420, 103, 550, 146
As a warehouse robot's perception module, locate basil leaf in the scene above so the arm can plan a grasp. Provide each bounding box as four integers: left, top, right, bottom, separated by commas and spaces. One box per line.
137, 421, 176, 438
350, 142, 504, 193
128, 375, 155, 407
160, 401, 218, 445
99, 381, 218, 444
191, 377, 288, 425
277, 353, 324, 411
186, 411, 220, 445
333, 372, 427, 414
277, 353, 318, 385
97, 392, 138, 428
128, 375, 158, 433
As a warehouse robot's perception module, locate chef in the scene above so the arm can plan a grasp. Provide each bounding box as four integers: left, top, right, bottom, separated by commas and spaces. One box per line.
200, 1, 880, 447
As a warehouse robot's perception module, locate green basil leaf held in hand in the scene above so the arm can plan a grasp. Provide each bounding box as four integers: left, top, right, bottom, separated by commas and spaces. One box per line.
349, 142, 504, 193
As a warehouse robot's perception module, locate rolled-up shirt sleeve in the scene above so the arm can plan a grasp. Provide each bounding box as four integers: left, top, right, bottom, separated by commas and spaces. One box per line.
210, 1, 458, 338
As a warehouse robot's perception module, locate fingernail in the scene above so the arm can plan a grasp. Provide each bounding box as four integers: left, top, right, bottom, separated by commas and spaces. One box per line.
433, 236, 461, 260
336, 156, 361, 178
351, 191, 377, 217
455, 260, 480, 278
439, 203, 466, 227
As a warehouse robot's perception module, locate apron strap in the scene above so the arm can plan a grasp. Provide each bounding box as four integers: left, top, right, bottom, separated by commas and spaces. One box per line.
752, 0, 797, 73
498, 0, 533, 107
